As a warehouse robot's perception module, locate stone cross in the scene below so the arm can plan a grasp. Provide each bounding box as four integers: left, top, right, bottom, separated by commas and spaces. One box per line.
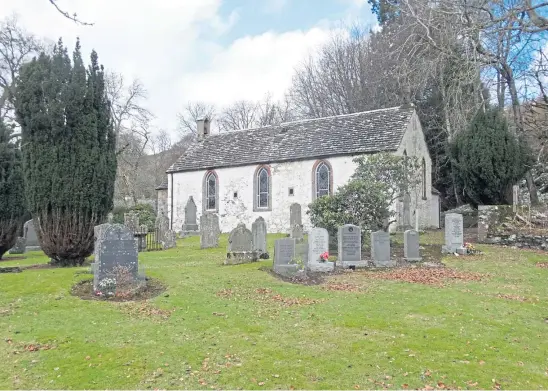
371, 230, 392, 267
182, 196, 199, 232
93, 224, 139, 292
23, 220, 41, 250
8, 237, 26, 255
442, 213, 464, 253
337, 224, 365, 268
290, 223, 304, 243
226, 223, 257, 265
252, 217, 268, 258
200, 213, 220, 249
307, 227, 333, 272
273, 238, 298, 277
290, 203, 302, 227
404, 229, 421, 262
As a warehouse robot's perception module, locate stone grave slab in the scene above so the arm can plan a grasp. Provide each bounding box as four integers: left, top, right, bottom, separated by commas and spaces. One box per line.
371, 230, 393, 267
182, 196, 199, 234
337, 224, 365, 268
273, 238, 299, 277
23, 220, 41, 251
225, 223, 257, 265
307, 227, 333, 272
252, 217, 268, 259
442, 213, 465, 253
290, 203, 302, 227
290, 224, 304, 243
404, 229, 422, 262
200, 213, 220, 249
8, 237, 26, 255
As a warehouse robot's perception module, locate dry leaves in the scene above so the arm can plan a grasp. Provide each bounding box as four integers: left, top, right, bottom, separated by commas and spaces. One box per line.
495, 293, 532, 302
536, 262, 548, 268
216, 287, 324, 307
323, 283, 363, 292
117, 301, 173, 320
216, 289, 234, 298
363, 268, 483, 286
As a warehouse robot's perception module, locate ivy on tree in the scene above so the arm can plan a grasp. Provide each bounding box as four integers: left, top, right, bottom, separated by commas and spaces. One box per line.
0, 120, 26, 259
15, 38, 116, 266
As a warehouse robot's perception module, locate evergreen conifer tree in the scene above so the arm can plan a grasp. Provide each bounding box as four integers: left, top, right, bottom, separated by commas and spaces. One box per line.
0, 120, 26, 259
451, 107, 532, 206
15, 38, 116, 266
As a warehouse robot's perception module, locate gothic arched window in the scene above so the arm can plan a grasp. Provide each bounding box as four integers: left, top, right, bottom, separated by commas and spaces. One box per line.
313, 160, 332, 199
203, 171, 218, 212
253, 165, 272, 211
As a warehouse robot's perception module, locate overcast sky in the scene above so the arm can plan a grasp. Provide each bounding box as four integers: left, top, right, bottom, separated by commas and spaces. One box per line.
0, 0, 377, 136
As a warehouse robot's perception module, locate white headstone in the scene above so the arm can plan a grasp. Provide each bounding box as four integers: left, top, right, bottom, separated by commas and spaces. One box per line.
442, 213, 464, 253
307, 228, 333, 272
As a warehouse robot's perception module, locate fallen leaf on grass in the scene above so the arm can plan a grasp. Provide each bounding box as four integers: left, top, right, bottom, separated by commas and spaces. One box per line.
362, 268, 483, 286
258, 381, 265, 386
479, 360, 485, 365
536, 262, 548, 268
117, 302, 173, 320
402, 384, 409, 389
212, 312, 226, 317
216, 289, 234, 298
495, 293, 531, 302
323, 283, 362, 292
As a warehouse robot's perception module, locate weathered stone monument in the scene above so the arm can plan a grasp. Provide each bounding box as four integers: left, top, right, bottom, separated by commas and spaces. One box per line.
290, 223, 304, 243
252, 217, 268, 259
404, 229, 421, 262
8, 237, 26, 255
337, 224, 365, 268
200, 212, 220, 249
307, 227, 333, 272
124, 212, 139, 234
93, 224, 139, 292
107, 212, 114, 223
290, 203, 302, 227
273, 238, 299, 277
442, 213, 464, 253
155, 213, 169, 239
162, 231, 177, 249
402, 193, 412, 229
23, 220, 40, 251
371, 230, 393, 267
225, 223, 257, 265
182, 196, 199, 235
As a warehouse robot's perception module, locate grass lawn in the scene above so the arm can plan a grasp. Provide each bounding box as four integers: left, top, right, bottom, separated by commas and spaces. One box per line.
1, 231, 548, 389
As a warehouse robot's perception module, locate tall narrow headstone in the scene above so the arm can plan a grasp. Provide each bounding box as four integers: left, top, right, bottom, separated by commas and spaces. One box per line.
200, 213, 220, 249
402, 193, 411, 229
273, 238, 298, 277
337, 224, 365, 268
290, 224, 304, 243
252, 217, 268, 259
371, 230, 392, 267
182, 196, 199, 233
404, 229, 421, 262
307, 227, 333, 272
225, 223, 257, 264
93, 224, 139, 291
442, 213, 464, 253
155, 213, 170, 241
23, 220, 41, 251
290, 203, 302, 227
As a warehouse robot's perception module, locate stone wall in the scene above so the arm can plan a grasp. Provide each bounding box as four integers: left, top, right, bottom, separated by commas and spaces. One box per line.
483, 233, 548, 250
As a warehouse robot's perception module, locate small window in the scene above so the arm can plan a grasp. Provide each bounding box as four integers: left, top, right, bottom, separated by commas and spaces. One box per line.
202, 171, 219, 212
233, 191, 238, 199
288, 187, 294, 196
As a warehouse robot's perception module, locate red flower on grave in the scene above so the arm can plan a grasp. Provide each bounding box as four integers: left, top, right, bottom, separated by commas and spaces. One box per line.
320, 251, 329, 262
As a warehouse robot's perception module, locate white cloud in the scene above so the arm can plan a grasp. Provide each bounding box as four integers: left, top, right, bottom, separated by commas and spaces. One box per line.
0, 0, 334, 135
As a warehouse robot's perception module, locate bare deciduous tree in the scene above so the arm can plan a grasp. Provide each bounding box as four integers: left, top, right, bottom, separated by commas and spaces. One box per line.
48, 0, 93, 26
177, 101, 216, 137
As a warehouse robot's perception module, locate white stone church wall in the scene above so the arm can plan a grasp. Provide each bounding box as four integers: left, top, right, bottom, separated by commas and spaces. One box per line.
169, 155, 362, 233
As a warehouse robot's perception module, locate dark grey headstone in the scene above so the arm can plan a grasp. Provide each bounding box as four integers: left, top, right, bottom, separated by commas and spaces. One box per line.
290, 224, 304, 242
252, 217, 268, 258
371, 230, 392, 267
182, 196, 199, 232
442, 213, 464, 253
200, 213, 220, 249
8, 237, 26, 255
307, 227, 333, 272
337, 224, 365, 268
290, 203, 302, 227
225, 223, 257, 265
93, 224, 138, 291
404, 229, 421, 261
274, 238, 299, 277
23, 220, 40, 250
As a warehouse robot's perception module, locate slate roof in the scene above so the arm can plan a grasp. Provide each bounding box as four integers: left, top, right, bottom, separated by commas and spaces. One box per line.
155, 178, 168, 190
167, 105, 415, 173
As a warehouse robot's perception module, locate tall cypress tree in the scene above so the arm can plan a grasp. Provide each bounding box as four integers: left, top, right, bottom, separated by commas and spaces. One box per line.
15, 38, 116, 266
451, 107, 532, 206
0, 120, 26, 259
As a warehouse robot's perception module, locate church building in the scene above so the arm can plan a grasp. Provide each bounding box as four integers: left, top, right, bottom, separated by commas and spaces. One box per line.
164, 105, 440, 233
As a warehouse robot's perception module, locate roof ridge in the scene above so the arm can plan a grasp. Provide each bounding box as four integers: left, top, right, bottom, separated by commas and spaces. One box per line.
279, 105, 405, 126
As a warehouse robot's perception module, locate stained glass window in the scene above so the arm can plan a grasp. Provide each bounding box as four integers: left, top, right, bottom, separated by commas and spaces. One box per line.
316, 162, 330, 198
257, 167, 269, 208
206, 173, 217, 210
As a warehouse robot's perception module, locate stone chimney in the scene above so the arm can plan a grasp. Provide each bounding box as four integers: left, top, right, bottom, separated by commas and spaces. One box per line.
197, 117, 211, 141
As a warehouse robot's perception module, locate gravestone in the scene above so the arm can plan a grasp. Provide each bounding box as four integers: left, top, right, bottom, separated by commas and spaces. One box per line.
93, 224, 139, 292
162, 231, 177, 249
296, 241, 309, 264
273, 238, 299, 277
182, 196, 199, 234
307, 227, 333, 272
124, 212, 139, 234
290, 224, 304, 243
23, 220, 41, 251
155, 213, 169, 240
404, 229, 421, 262
135, 224, 148, 252
252, 217, 268, 259
402, 193, 411, 230
225, 223, 257, 265
371, 230, 393, 267
200, 213, 220, 249
442, 213, 464, 253
8, 237, 26, 255
107, 212, 114, 223
290, 203, 302, 227
337, 224, 365, 268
